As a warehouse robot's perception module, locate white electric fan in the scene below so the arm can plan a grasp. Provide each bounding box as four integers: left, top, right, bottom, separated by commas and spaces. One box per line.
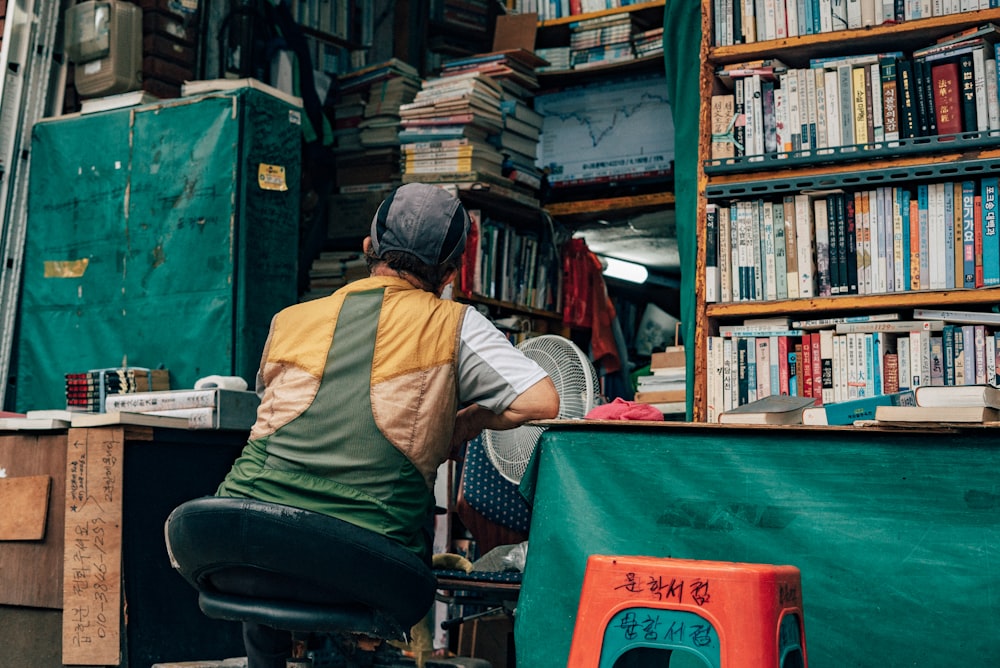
483, 334, 601, 483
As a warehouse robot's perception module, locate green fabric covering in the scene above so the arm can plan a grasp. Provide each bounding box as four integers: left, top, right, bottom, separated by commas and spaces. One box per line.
514, 425, 1000, 666
662, 0, 702, 420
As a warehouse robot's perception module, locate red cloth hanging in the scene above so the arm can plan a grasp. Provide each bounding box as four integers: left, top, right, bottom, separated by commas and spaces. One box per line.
562, 238, 621, 374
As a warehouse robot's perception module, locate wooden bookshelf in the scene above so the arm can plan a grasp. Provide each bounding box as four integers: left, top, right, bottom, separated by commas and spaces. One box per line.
694, 4, 1000, 422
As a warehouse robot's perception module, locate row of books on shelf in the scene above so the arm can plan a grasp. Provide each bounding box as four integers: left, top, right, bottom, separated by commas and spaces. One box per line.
705, 310, 1000, 423
3, 387, 260, 431
704, 178, 1000, 303
717, 383, 1000, 426
710, 26, 1000, 163
289, 0, 371, 44
711, 0, 997, 47
457, 210, 564, 312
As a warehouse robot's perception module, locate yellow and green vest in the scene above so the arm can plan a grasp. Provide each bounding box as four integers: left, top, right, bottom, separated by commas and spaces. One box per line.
217, 276, 468, 558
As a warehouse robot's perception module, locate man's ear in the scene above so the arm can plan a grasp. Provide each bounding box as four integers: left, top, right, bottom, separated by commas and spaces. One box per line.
362, 236, 372, 254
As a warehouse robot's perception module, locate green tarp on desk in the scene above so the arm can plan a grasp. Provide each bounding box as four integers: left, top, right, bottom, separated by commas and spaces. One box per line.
516, 423, 1000, 667
16, 87, 301, 410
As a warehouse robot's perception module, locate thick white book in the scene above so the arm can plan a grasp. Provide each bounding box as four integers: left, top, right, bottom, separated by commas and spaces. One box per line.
70, 411, 192, 429
104, 388, 259, 413
914, 384, 1000, 409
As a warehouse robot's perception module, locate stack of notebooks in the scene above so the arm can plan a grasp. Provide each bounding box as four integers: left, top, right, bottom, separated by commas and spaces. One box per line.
634, 346, 687, 416
331, 59, 422, 192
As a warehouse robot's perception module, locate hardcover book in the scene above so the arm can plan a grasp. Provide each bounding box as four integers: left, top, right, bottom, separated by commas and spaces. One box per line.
718, 394, 816, 425
801, 389, 916, 425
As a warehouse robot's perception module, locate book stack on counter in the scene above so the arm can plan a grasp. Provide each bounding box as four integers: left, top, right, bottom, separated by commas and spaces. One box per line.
706, 308, 1000, 425
69, 388, 261, 430
302, 251, 368, 302
634, 345, 687, 416
873, 384, 1000, 426
65, 367, 170, 413
331, 59, 422, 193
400, 49, 545, 205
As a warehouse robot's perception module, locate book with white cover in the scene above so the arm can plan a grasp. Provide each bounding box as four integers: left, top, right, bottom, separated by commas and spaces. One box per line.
914, 384, 1000, 408
874, 404, 1000, 424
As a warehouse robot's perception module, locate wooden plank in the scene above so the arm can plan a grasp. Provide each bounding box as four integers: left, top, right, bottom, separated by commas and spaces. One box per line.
0, 432, 68, 607
0, 475, 50, 539
62, 427, 123, 666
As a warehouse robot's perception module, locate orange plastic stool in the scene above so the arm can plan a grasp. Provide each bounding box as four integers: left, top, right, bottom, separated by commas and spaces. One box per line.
567, 555, 807, 668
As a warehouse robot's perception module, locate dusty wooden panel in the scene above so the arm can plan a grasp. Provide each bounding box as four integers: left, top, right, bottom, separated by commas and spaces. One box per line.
0, 475, 51, 539
62, 427, 124, 666
0, 432, 68, 608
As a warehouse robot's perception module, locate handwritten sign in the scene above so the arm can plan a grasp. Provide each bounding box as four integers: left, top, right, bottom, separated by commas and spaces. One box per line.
613, 572, 713, 606
62, 428, 123, 666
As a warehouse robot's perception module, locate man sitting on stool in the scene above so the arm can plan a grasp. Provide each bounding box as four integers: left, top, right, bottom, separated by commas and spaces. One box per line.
215, 183, 560, 667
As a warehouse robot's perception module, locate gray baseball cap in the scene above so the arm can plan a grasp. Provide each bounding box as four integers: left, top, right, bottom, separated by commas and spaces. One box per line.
370, 183, 470, 266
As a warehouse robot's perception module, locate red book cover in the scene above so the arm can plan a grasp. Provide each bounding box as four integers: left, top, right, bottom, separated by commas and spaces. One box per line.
975, 193, 984, 287
801, 335, 813, 401
810, 332, 823, 404
777, 336, 790, 395
931, 60, 963, 135
910, 198, 921, 290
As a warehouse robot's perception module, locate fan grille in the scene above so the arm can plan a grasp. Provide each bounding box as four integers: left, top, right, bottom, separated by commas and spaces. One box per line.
483, 335, 600, 483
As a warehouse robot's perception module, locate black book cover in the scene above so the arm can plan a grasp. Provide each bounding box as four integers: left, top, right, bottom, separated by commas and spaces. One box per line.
897, 57, 919, 139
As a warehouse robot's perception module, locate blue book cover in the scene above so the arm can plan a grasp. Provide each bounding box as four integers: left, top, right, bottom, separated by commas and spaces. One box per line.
808, 390, 916, 425
981, 176, 999, 286
917, 183, 930, 289
962, 180, 977, 288
899, 188, 911, 289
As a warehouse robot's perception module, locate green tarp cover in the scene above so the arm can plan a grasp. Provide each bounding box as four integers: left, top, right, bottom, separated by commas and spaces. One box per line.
515, 424, 1000, 666
17, 89, 300, 410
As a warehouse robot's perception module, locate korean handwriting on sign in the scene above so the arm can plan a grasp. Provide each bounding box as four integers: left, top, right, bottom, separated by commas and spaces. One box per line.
616, 612, 716, 649
614, 573, 712, 607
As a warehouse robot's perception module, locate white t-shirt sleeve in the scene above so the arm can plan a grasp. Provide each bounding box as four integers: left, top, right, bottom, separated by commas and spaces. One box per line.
457, 307, 549, 414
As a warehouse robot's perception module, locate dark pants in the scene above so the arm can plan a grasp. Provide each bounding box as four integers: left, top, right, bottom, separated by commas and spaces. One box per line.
243, 621, 292, 668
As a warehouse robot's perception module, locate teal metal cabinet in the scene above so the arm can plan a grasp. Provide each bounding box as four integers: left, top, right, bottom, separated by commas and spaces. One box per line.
15, 87, 301, 411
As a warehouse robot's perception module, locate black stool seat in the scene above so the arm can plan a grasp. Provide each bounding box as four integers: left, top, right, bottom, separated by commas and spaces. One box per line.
165, 496, 436, 638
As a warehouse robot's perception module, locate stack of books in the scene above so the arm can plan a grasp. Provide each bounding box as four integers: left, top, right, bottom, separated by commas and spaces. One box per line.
71, 387, 261, 430
634, 345, 687, 416
632, 26, 665, 59
873, 384, 1000, 426
332, 59, 422, 192
399, 72, 506, 181
65, 367, 170, 412
301, 251, 368, 301
569, 13, 636, 70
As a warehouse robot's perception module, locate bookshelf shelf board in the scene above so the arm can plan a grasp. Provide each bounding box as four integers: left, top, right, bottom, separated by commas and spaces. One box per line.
709, 8, 1000, 67
545, 190, 675, 222
536, 0, 665, 29
705, 287, 1000, 319
704, 153, 1000, 199
452, 184, 541, 225
455, 291, 562, 321
538, 53, 665, 84
705, 133, 1000, 176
